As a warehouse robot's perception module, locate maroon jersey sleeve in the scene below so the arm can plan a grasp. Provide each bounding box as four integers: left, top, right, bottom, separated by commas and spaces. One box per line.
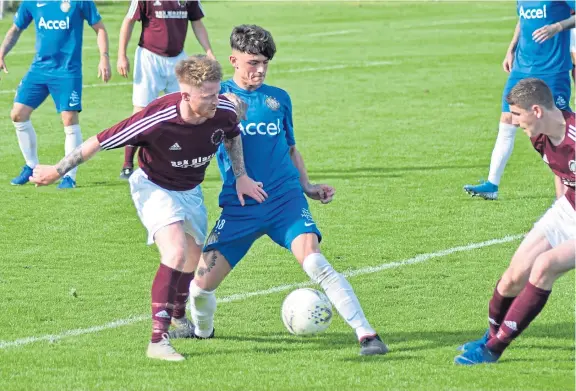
217, 95, 241, 139
126, 0, 145, 22
97, 104, 178, 150
187, 0, 204, 21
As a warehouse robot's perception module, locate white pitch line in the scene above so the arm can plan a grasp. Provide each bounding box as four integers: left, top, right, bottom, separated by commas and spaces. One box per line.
0, 62, 395, 95
306, 29, 362, 37
0, 234, 523, 350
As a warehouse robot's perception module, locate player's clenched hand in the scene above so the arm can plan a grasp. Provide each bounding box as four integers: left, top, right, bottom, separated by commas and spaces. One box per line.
0, 58, 8, 75
222, 92, 248, 121
304, 183, 335, 204
532, 23, 562, 44
117, 55, 130, 78
98, 56, 111, 83
502, 51, 514, 73
236, 174, 268, 206
29, 165, 61, 187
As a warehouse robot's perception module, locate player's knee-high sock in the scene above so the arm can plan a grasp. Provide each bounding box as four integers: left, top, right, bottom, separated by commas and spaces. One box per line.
124, 146, 137, 168
64, 125, 83, 180
13, 121, 39, 169
151, 263, 182, 343
488, 280, 516, 338
487, 122, 517, 186
486, 282, 550, 354
172, 271, 194, 319
189, 281, 217, 338
302, 253, 377, 340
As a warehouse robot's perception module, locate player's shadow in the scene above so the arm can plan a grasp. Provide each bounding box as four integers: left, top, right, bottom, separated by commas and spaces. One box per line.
306, 164, 487, 180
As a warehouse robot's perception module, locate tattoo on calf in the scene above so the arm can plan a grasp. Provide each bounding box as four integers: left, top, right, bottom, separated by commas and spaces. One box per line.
55, 146, 84, 177
197, 252, 218, 277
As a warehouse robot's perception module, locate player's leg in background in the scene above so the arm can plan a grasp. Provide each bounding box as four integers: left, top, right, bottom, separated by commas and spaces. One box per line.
48, 76, 83, 189
190, 213, 260, 339
121, 46, 163, 179
456, 240, 574, 366
464, 75, 521, 200
10, 72, 50, 185
164, 51, 187, 95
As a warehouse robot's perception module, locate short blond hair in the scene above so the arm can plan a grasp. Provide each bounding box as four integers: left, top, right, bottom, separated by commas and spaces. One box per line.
175, 55, 222, 87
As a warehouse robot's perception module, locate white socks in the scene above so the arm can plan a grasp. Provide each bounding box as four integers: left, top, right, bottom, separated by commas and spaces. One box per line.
189, 281, 216, 338
302, 253, 376, 340
64, 124, 82, 180
13, 121, 39, 169
487, 122, 517, 186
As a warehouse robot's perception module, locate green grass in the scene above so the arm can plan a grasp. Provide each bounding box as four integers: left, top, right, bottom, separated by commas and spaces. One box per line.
0, 2, 574, 390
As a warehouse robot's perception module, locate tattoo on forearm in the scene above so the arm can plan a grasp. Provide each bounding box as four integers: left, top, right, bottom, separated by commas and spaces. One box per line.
197, 251, 217, 277
224, 137, 247, 178
0, 27, 22, 57
55, 146, 84, 177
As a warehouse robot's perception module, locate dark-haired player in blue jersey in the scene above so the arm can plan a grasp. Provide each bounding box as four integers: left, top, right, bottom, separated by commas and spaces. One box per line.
177, 25, 387, 356
464, 1, 574, 200
0, 0, 111, 189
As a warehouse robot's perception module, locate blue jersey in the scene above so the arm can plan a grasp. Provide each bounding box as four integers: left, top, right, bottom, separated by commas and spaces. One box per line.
513, 1, 574, 75
14, 0, 101, 78
217, 80, 301, 207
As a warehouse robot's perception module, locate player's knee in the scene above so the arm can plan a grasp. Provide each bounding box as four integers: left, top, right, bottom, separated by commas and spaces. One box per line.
529, 253, 557, 287
160, 249, 187, 271
499, 266, 528, 296
10, 108, 30, 123
61, 111, 79, 127
500, 112, 513, 124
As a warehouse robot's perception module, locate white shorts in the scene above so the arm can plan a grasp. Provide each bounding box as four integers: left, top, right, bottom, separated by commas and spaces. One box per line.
129, 169, 208, 245
132, 46, 188, 107
533, 196, 576, 248
571, 28, 576, 53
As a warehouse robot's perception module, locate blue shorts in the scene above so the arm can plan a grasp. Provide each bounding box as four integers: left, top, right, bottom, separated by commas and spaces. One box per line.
15, 71, 82, 113
203, 189, 322, 268
501, 72, 571, 112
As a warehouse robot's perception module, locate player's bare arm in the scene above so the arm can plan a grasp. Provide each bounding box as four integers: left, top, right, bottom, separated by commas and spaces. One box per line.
191, 20, 215, 60
222, 93, 247, 121
91, 21, 111, 82
224, 135, 268, 205
533, 15, 576, 44
30, 137, 102, 186
117, 18, 137, 77
503, 22, 520, 73
289, 146, 335, 204
0, 24, 23, 73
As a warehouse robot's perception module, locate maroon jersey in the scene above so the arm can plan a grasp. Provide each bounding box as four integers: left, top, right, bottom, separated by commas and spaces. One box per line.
97, 93, 239, 191
530, 111, 576, 208
127, 0, 204, 57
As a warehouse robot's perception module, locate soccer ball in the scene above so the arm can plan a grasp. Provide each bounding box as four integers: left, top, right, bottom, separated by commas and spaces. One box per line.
281, 288, 333, 336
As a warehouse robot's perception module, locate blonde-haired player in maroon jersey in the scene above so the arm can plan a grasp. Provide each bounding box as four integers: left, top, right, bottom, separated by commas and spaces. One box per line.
30, 56, 266, 362
117, 0, 215, 180
456, 78, 575, 365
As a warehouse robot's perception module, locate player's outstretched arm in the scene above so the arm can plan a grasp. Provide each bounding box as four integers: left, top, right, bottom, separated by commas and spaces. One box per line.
532, 15, 575, 44
191, 20, 215, 60
117, 18, 136, 78
30, 136, 102, 187
91, 21, 111, 82
0, 24, 22, 74
224, 135, 268, 206
289, 146, 335, 204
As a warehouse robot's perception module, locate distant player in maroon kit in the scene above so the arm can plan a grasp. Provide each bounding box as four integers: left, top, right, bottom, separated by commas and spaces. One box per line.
30, 56, 267, 362
116, 0, 215, 180
455, 78, 576, 365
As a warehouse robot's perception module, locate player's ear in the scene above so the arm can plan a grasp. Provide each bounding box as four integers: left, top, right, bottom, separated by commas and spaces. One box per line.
229, 55, 237, 68
532, 105, 542, 119
181, 92, 190, 102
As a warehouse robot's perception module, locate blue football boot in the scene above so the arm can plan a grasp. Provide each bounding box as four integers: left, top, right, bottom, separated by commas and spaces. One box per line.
457, 330, 489, 352
454, 345, 501, 366
57, 176, 76, 189
464, 180, 498, 200
10, 165, 33, 185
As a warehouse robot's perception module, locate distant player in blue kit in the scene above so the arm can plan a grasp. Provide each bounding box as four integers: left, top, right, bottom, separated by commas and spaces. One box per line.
0, 0, 111, 189
464, 1, 574, 200
174, 25, 388, 356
